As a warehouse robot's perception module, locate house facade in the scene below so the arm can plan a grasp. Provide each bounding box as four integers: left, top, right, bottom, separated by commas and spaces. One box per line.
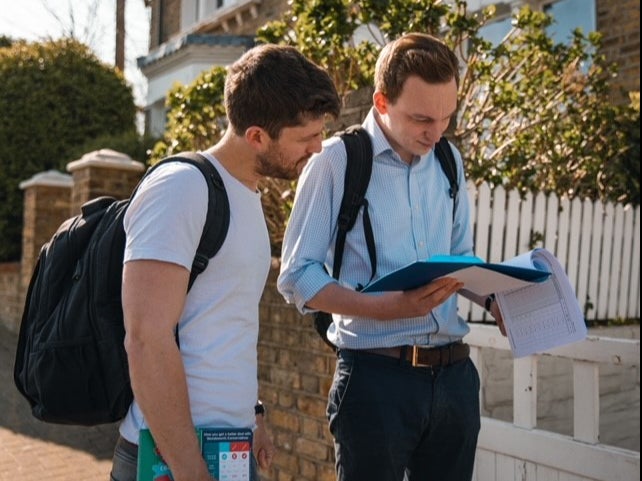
139, 0, 287, 135
138, 0, 639, 137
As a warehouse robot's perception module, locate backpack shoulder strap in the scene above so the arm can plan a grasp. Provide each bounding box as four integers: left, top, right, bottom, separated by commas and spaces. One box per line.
434, 137, 459, 220
151, 152, 230, 290
331, 133, 457, 282
333, 125, 375, 284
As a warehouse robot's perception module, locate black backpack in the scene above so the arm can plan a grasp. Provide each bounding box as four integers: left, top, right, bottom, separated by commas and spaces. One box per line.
13, 152, 230, 425
313, 126, 459, 350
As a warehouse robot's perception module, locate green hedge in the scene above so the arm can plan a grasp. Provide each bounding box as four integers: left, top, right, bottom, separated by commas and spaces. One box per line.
0, 38, 137, 261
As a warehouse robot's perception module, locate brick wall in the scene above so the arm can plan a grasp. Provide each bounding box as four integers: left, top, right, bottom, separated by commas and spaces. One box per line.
0, 151, 145, 334
329, 86, 374, 131
67, 149, 146, 215
258, 264, 337, 481
19, 179, 73, 289
149, 0, 182, 48
256, 88, 371, 480
0, 263, 21, 333
597, 0, 640, 104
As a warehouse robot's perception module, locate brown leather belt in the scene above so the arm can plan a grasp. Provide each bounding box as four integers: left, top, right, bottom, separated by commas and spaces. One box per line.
360, 342, 470, 368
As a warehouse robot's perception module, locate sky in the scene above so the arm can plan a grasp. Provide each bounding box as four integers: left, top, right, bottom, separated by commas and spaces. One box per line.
0, 0, 150, 106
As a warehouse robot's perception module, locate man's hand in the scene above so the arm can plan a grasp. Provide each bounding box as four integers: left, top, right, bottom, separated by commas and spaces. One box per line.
396, 277, 465, 319
488, 298, 507, 336
253, 415, 275, 470
306, 277, 463, 322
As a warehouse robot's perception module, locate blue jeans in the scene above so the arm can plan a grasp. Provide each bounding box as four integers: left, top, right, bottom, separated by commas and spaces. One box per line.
327, 349, 480, 481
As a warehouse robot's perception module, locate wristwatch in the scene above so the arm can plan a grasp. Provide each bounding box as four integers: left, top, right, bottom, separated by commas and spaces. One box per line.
485, 294, 496, 312
254, 400, 265, 417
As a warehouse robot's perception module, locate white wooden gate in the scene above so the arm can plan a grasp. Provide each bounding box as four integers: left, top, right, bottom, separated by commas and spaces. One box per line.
467, 324, 640, 481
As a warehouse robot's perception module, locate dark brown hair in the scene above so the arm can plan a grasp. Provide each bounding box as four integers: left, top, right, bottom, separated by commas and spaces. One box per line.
224, 44, 341, 138
374, 33, 460, 103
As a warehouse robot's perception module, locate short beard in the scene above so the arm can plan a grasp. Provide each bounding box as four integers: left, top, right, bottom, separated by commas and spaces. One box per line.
256, 145, 301, 181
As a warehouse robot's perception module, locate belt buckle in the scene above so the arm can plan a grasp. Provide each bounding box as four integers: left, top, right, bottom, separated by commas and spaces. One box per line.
411, 345, 432, 368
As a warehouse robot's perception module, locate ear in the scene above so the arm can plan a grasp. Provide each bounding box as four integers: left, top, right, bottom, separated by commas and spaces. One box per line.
373, 91, 389, 115
245, 126, 270, 150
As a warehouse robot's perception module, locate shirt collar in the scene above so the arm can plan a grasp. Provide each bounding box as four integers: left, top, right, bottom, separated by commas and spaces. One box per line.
362, 108, 394, 159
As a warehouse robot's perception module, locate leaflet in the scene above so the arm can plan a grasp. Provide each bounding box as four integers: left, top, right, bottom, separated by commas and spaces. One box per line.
137, 427, 252, 481
493, 249, 587, 357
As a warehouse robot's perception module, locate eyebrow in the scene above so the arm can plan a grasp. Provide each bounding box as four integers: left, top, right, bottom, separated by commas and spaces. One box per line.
302, 128, 325, 140
410, 111, 455, 122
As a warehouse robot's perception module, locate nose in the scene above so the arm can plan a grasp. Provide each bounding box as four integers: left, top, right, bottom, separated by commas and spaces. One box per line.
427, 118, 451, 143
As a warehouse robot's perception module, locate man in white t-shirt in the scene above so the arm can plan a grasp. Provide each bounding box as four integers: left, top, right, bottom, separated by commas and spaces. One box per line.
109, 44, 340, 481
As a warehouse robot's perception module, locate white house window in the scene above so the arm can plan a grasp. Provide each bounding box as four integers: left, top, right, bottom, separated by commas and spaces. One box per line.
185, 0, 261, 33
192, 0, 227, 23
202, 0, 226, 17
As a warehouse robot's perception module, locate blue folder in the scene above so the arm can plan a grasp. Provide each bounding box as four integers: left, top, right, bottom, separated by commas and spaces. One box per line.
361, 255, 550, 293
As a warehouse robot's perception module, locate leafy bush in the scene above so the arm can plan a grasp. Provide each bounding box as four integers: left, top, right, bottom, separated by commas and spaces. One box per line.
259, 0, 639, 205
154, 0, 639, 255
0, 38, 137, 261
457, 7, 639, 203
149, 67, 227, 160
66, 130, 159, 166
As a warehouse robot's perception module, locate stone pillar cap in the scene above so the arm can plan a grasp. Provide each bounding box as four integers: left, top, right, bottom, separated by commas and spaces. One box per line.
66, 149, 146, 173
19, 170, 73, 190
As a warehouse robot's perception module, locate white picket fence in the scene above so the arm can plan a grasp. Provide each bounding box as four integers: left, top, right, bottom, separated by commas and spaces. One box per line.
459, 181, 641, 324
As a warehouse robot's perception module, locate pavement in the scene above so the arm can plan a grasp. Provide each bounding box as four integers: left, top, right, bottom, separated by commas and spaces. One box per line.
0, 322, 120, 481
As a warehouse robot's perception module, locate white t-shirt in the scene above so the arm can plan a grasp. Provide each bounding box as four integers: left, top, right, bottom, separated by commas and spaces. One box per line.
119, 153, 270, 444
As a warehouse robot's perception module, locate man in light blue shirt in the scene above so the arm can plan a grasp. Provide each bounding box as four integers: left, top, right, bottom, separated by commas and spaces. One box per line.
278, 33, 504, 481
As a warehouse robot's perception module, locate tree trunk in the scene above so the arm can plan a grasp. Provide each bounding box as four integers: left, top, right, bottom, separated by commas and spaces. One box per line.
115, 0, 126, 71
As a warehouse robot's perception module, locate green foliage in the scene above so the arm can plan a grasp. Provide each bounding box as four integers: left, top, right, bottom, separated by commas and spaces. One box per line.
257, 0, 378, 93
0, 38, 137, 261
157, 0, 639, 255
258, 0, 639, 206
457, 6, 639, 205
66, 130, 160, 166
599, 93, 639, 204
149, 67, 227, 162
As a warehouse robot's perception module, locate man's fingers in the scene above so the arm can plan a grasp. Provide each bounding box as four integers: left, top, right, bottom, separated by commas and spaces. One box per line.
257, 447, 274, 469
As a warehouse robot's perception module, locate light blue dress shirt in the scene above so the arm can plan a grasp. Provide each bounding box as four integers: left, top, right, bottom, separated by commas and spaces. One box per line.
278, 109, 475, 349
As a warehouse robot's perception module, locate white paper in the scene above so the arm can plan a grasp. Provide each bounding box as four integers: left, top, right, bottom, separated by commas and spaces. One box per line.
447, 265, 537, 296
495, 249, 587, 358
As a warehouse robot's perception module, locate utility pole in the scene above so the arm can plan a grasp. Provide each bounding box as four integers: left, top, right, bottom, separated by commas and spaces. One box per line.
115, 0, 126, 71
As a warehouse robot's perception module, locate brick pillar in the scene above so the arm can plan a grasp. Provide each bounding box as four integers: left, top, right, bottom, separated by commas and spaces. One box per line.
18, 170, 74, 292
66, 149, 146, 215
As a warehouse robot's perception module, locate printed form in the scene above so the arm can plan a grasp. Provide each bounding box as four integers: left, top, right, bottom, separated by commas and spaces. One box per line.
495, 249, 587, 357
